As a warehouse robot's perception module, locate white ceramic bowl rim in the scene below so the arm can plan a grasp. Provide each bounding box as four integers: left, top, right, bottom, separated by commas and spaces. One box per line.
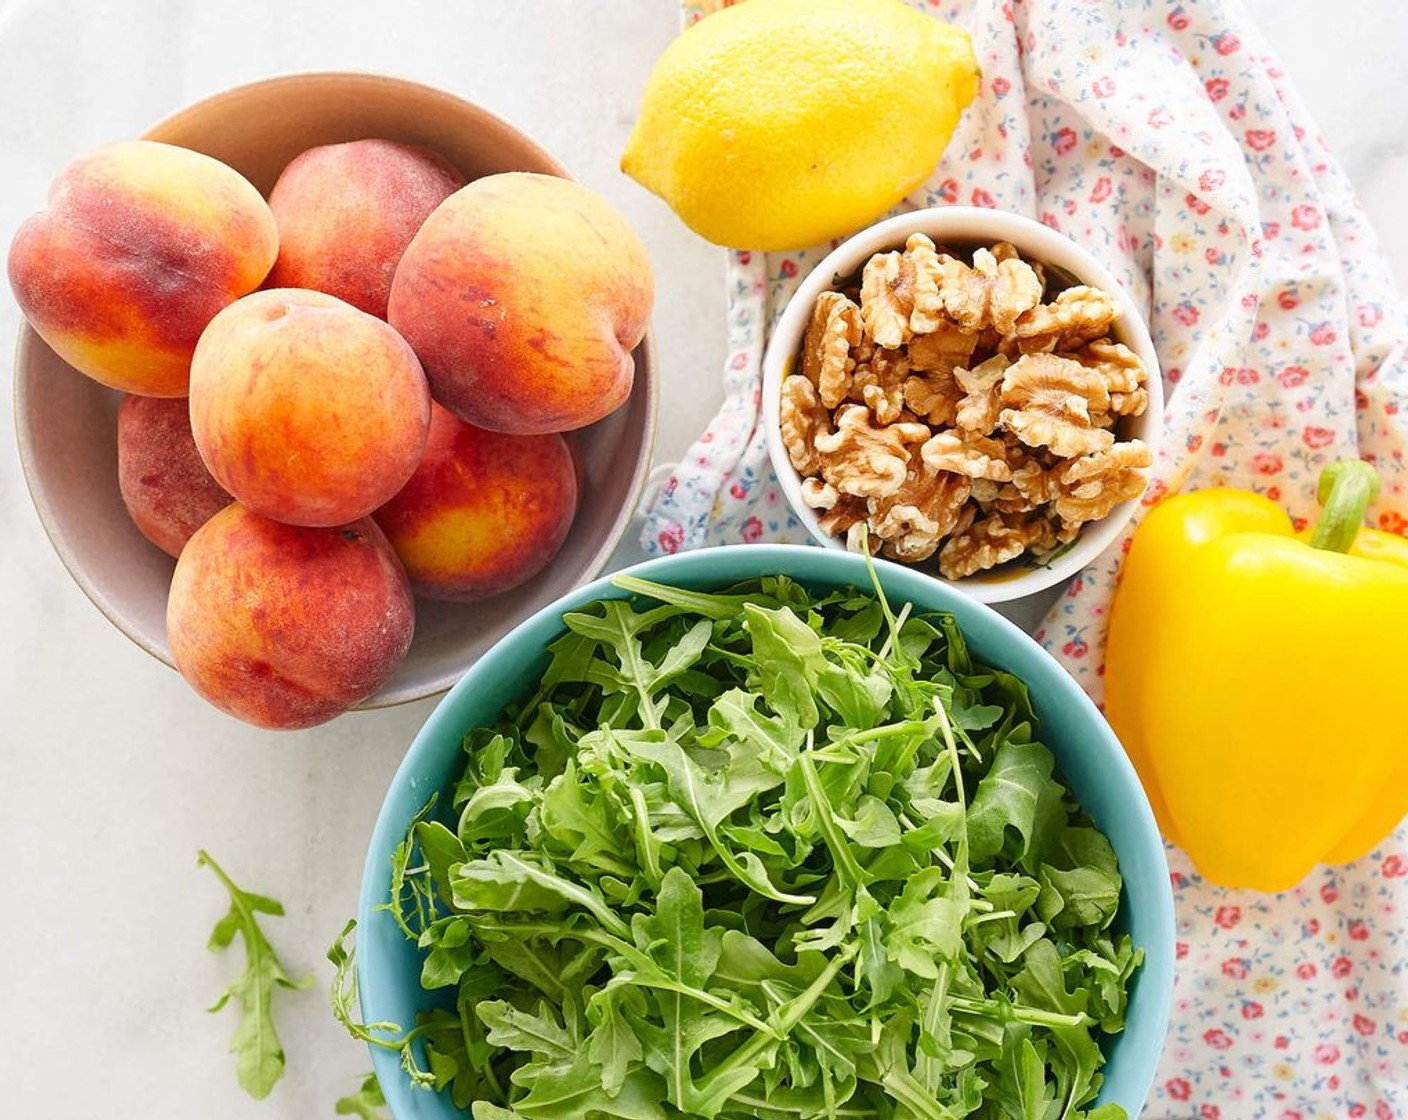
761, 206, 1164, 605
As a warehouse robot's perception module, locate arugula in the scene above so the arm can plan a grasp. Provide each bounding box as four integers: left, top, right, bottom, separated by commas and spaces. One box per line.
356, 574, 1141, 1119
336, 1073, 390, 1119
198, 849, 311, 1100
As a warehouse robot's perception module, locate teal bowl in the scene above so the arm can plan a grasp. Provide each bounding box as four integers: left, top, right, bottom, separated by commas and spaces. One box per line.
358, 544, 1174, 1118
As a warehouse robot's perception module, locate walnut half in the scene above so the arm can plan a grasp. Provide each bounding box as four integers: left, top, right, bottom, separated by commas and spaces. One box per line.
814, 404, 929, 500
1055, 440, 1153, 524
999, 352, 1115, 459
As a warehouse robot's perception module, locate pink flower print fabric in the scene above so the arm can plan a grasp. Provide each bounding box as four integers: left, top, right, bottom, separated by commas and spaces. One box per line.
644, 1, 1408, 1116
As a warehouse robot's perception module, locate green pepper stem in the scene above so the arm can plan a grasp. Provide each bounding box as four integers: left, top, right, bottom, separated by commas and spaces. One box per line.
1308, 459, 1382, 553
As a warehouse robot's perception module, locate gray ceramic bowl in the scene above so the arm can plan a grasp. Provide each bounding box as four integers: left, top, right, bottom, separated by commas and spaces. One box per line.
13, 72, 658, 708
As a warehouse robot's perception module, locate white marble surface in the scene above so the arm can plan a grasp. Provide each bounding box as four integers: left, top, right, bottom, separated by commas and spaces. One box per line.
0, 2, 1403, 1117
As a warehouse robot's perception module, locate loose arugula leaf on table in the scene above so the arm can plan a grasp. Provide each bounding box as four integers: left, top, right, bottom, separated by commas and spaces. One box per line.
198, 848, 311, 1100
336, 1072, 390, 1120
343, 573, 1143, 1119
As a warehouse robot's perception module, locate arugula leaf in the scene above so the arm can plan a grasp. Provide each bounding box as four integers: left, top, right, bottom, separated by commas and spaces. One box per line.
336, 1073, 389, 1119
966, 740, 1058, 864
198, 849, 310, 1100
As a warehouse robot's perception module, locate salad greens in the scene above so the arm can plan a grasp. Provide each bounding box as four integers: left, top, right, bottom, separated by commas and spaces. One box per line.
359, 571, 1140, 1119
198, 848, 310, 1100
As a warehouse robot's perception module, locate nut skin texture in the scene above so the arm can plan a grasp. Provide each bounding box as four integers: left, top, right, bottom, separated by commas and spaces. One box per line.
116, 395, 232, 558
264, 139, 466, 319
167, 505, 415, 730
7, 140, 277, 396
189, 288, 431, 527
374, 404, 578, 601
388, 172, 653, 435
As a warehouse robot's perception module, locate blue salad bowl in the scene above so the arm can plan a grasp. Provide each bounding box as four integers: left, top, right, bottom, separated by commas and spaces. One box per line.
358, 544, 1174, 1118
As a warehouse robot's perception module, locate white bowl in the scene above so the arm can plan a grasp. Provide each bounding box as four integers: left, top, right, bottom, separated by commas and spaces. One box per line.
761, 206, 1162, 604
13, 73, 658, 708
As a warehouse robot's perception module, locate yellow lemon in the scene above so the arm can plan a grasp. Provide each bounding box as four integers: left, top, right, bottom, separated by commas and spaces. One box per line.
621, 0, 979, 251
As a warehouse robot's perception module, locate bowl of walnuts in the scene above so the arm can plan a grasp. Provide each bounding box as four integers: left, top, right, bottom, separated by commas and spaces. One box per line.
762, 206, 1162, 604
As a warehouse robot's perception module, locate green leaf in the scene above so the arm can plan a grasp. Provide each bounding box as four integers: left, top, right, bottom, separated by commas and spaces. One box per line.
511, 1055, 667, 1119
457, 767, 537, 845
477, 999, 576, 1064
742, 603, 827, 730
834, 795, 903, 849
335, 1073, 389, 1120
1037, 828, 1121, 931
587, 985, 646, 1095
197, 850, 310, 1100
883, 868, 966, 979
704, 688, 804, 765
621, 735, 805, 905
540, 759, 632, 872
419, 916, 482, 990
451, 850, 631, 938
986, 1038, 1058, 1120
966, 741, 1057, 863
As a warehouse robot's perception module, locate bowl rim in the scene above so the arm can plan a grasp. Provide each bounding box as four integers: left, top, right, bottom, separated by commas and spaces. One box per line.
357, 542, 1175, 1118
760, 205, 1164, 604
11, 68, 660, 709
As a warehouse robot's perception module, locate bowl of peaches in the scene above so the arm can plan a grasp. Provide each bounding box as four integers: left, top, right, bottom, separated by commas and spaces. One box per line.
11, 72, 658, 729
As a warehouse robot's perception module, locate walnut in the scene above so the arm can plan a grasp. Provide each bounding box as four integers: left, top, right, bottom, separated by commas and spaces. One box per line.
1009, 286, 1118, 354
817, 493, 870, 540
908, 320, 979, 374
860, 251, 914, 349
954, 354, 1011, 434
1069, 338, 1149, 417
851, 346, 910, 425
780, 375, 832, 475
800, 476, 839, 511
869, 465, 972, 563
940, 247, 1044, 335
939, 512, 1050, 580
1055, 440, 1153, 524
989, 483, 1038, 515
802, 291, 863, 409
1010, 459, 1061, 507
921, 430, 1014, 482
998, 353, 1115, 459
990, 241, 1046, 293
814, 404, 929, 500
905, 233, 949, 336
970, 478, 1002, 504
903, 368, 962, 426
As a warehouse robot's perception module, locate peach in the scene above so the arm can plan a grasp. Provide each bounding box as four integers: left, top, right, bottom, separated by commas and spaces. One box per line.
8, 140, 277, 397
374, 403, 578, 600
263, 139, 465, 319
189, 288, 431, 527
388, 172, 653, 434
116, 395, 231, 557
167, 504, 414, 730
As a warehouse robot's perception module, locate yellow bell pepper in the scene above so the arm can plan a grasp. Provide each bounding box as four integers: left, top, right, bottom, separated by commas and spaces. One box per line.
1105, 461, 1408, 892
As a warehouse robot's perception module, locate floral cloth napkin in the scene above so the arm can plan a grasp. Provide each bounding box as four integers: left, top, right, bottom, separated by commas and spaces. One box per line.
642, 1, 1408, 1115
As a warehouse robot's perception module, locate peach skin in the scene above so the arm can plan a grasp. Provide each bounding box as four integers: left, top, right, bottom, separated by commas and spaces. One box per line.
8, 140, 277, 396
387, 172, 653, 434
167, 504, 415, 730
189, 288, 431, 527
264, 138, 465, 319
117, 395, 232, 557
374, 403, 578, 600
